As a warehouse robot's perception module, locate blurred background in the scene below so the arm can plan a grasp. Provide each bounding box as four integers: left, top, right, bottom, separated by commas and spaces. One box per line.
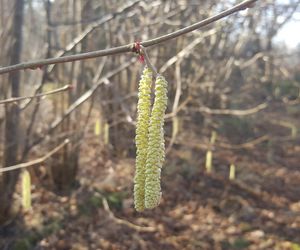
0, 0, 300, 249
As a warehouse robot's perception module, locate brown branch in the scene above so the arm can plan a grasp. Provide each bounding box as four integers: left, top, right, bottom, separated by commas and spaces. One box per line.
102, 197, 156, 232
0, 85, 71, 105
50, 60, 135, 131
239, 52, 265, 69
166, 61, 182, 154
159, 30, 216, 73
164, 96, 191, 119
0, 0, 258, 75
0, 139, 69, 173
198, 102, 268, 116
47, 0, 141, 73
140, 45, 158, 75
178, 135, 269, 151
26, 59, 136, 152
217, 135, 270, 149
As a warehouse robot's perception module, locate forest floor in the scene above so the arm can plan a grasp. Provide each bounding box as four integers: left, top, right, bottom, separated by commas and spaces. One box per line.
1, 119, 300, 250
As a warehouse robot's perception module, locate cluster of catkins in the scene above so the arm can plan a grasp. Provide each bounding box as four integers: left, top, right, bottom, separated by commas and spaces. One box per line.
134, 67, 168, 212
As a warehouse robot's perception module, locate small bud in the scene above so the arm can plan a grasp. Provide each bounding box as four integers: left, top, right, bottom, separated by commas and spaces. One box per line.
138, 54, 145, 64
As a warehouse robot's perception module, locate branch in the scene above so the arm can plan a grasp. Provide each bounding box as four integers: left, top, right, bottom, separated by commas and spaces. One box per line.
140, 45, 158, 75
160, 30, 216, 73
0, 139, 69, 173
177, 134, 269, 151
165, 96, 191, 119
25, 59, 136, 152
217, 135, 270, 149
198, 102, 268, 116
47, 0, 141, 73
102, 197, 156, 232
0, 0, 258, 75
50, 60, 135, 131
0, 85, 71, 105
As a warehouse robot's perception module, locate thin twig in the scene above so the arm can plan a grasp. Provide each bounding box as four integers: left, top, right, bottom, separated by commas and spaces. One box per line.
159, 30, 217, 73
0, 85, 71, 105
198, 102, 268, 116
0, 139, 69, 173
217, 135, 270, 149
164, 96, 191, 119
177, 135, 269, 151
102, 197, 156, 232
50, 60, 135, 131
0, 0, 258, 75
140, 45, 158, 75
48, 0, 141, 73
166, 61, 182, 154
25, 59, 136, 153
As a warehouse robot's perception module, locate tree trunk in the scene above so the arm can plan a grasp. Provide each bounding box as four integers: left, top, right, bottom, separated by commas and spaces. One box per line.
0, 0, 24, 225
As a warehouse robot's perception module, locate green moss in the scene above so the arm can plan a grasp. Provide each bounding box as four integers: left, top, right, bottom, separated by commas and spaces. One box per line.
232, 238, 251, 249
13, 239, 32, 250
105, 191, 126, 210
42, 220, 62, 236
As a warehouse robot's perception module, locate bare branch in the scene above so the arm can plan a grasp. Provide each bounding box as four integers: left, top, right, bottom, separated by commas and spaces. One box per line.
25, 59, 136, 152
0, 139, 69, 173
0, 85, 71, 105
197, 102, 268, 116
102, 197, 156, 232
164, 96, 191, 119
140, 45, 158, 75
0, 0, 258, 75
47, 0, 141, 73
217, 135, 270, 149
160, 30, 217, 73
50, 59, 135, 131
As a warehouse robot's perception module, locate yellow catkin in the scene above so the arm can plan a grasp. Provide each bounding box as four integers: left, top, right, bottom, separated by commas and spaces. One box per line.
95, 119, 101, 136
205, 150, 213, 173
22, 170, 31, 210
134, 67, 152, 212
229, 164, 236, 180
104, 122, 109, 145
145, 75, 168, 209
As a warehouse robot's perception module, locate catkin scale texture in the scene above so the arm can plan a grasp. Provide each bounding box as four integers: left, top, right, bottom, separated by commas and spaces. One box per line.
145, 76, 168, 209
134, 67, 152, 212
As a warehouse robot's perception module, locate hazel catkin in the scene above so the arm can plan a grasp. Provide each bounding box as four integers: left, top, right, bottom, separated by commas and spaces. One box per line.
134, 67, 152, 212
144, 75, 168, 209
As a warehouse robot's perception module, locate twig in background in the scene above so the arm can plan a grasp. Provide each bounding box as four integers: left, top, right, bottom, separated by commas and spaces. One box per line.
198, 102, 268, 116
48, 0, 141, 73
0, 139, 69, 173
24, 59, 136, 154
0, 85, 71, 105
102, 197, 156, 232
166, 61, 182, 154
0, 0, 257, 75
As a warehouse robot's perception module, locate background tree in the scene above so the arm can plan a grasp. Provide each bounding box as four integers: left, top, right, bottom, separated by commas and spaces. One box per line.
0, 0, 24, 225
0, 0, 299, 248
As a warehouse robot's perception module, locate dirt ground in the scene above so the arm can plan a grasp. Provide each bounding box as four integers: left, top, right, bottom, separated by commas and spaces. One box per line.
1, 121, 300, 250
0, 105, 300, 250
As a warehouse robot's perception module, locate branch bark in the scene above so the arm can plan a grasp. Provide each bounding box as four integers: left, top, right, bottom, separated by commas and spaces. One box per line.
0, 85, 71, 105
0, 0, 258, 75
197, 102, 268, 116
0, 139, 69, 173
25, 59, 136, 153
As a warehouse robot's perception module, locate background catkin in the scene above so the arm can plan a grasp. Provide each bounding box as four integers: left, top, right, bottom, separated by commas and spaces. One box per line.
145, 75, 168, 209
134, 67, 152, 212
